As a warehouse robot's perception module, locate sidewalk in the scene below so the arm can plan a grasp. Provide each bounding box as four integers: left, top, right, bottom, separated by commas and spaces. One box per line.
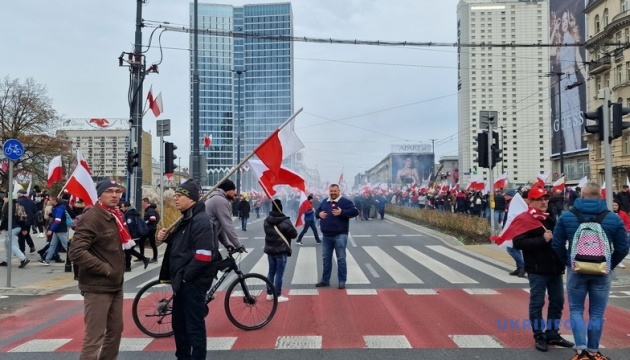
0, 231, 163, 296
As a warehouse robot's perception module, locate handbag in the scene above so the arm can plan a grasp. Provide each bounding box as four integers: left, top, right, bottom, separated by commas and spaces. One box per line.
273, 225, 292, 257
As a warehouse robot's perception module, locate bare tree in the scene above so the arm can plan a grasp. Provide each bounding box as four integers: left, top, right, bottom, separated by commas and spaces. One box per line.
0, 76, 69, 191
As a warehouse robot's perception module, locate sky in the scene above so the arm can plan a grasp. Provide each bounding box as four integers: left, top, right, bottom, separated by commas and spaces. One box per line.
1, 0, 459, 184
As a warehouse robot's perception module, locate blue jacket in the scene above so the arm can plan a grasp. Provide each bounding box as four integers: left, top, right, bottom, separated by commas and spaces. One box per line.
316, 196, 359, 236
552, 198, 629, 270
48, 203, 69, 233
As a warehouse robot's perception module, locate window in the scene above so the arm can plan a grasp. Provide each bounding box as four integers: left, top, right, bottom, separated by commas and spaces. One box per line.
604, 8, 609, 26
624, 134, 630, 156
595, 15, 600, 32
623, 0, 629, 12
618, 65, 623, 85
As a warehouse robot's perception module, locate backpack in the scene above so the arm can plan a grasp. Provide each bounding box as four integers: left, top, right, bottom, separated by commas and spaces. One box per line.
127, 214, 148, 239
569, 209, 612, 275
65, 211, 73, 227
14, 202, 28, 223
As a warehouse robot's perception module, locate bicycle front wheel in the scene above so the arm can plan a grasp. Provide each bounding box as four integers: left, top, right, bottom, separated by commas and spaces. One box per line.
132, 279, 175, 338
224, 273, 278, 331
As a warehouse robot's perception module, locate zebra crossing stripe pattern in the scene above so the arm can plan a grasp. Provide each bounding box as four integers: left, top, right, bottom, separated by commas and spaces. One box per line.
396, 246, 478, 284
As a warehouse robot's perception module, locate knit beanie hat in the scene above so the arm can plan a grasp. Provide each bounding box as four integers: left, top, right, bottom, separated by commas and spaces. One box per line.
504, 188, 517, 197
96, 178, 120, 197
218, 179, 236, 192
272, 199, 283, 212
175, 179, 200, 202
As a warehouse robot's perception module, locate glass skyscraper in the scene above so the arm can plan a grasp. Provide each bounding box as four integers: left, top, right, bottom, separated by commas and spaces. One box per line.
190, 3, 294, 189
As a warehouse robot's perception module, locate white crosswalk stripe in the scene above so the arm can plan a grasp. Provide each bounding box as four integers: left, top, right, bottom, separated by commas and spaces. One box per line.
291, 247, 318, 284
363, 246, 423, 284
396, 246, 478, 284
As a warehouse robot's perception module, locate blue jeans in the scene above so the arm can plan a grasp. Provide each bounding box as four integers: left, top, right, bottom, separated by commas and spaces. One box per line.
527, 273, 565, 339
172, 282, 208, 360
567, 272, 612, 352
241, 217, 248, 230
494, 211, 505, 228
3, 227, 26, 262
320, 234, 348, 284
506, 246, 524, 269
297, 220, 320, 243
45, 232, 69, 262
267, 254, 287, 296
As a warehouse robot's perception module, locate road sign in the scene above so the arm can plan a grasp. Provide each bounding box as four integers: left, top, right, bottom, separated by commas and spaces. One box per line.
479, 110, 498, 130
156, 119, 171, 137
3, 139, 24, 160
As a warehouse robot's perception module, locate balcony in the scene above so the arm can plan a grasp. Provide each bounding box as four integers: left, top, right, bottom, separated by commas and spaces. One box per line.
612, 10, 630, 23
588, 55, 611, 75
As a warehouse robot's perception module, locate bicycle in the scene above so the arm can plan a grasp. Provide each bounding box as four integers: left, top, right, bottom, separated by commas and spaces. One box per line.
4, 144, 22, 157
132, 250, 278, 338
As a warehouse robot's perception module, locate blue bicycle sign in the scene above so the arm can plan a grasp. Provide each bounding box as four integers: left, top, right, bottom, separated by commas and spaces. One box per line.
3, 139, 24, 160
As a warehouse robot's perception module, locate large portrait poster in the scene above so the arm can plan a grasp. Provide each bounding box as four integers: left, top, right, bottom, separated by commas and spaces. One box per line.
391, 153, 435, 185
550, 0, 587, 155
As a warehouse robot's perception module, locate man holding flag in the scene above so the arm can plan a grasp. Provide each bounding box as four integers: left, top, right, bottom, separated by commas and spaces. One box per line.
511, 187, 574, 352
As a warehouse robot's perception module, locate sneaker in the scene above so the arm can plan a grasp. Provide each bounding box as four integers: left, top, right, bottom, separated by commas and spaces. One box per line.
19, 259, 30, 268
149, 259, 158, 263
143, 258, 150, 269
55, 258, 65, 263
618, 263, 626, 269
277, 295, 289, 303
547, 335, 574, 348
0, 261, 7, 266
315, 282, 330, 287
338, 283, 346, 289
517, 269, 527, 278
38, 233, 45, 238
592, 351, 610, 360
30, 247, 36, 253
509, 268, 522, 276
37, 259, 50, 266
571, 350, 595, 360
266, 294, 274, 301
535, 336, 548, 352
296, 241, 303, 245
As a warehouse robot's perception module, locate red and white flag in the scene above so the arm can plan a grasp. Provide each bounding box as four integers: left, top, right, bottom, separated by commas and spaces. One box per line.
534, 172, 549, 188
552, 176, 565, 192
47, 156, 63, 187
248, 159, 306, 197
63, 161, 98, 206
494, 172, 508, 190
253, 116, 304, 176
204, 134, 212, 149
467, 178, 485, 192
76, 150, 92, 175
490, 193, 530, 247
577, 176, 588, 189
147, 86, 163, 117
338, 170, 344, 185
295, 192, 311, 227
601, 181, 606, 198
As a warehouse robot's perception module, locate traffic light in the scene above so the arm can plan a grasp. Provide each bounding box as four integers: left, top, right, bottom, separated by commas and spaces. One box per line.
584, 105, 604, 141
611, 103, 630, 139
126, 151, 139, 173
164, 142, 178, 174
490, 131, 503, 169
474, 131, 489, 168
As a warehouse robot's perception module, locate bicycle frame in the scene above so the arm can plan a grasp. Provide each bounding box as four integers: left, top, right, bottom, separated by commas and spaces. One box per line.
205, 254, 243, 303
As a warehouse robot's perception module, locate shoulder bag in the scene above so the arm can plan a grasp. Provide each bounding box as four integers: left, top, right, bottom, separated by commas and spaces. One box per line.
273, 225, 292, 257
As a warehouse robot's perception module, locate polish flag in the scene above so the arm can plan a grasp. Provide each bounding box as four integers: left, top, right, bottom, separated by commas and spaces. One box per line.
63, 161, 98, 206
494, 172, 508, 190
552, 176, 565, 192
204, 135, 212, 148
76, 150, 92, 175
490, 193, 531, 247
338, 171, 344, 185
601, 181, 606, 198
295, 192, 311, 227
534, 172, 549, 188
253, 115, 304, 176
577, 176, 588, 189
467, 178, 485, 192
47, 156, 63, 187
147, 86, 163, 117
248, 159, 306, 197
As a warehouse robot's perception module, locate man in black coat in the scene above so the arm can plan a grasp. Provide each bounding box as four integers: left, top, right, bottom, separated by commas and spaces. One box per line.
16, 189, 37, 254
614, 184, 630, 213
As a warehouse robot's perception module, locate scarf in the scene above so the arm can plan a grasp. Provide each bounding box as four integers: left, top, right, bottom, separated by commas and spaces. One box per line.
97, 202, 135, 250
528, 206, 549, 221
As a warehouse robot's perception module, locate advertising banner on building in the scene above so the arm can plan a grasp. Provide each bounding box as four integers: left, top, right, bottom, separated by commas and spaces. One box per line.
549, 0, 587, 155
391, 153, 435, 185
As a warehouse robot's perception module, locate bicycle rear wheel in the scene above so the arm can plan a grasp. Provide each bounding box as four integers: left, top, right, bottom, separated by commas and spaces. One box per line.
224, 273, 277, 331
132, 279, 175, 338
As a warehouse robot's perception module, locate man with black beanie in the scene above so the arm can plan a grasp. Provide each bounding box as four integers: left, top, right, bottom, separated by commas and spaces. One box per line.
205, 179, 245, 252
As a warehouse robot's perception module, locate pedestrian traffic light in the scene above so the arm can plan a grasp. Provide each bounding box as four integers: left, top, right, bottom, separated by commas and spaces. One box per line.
474, 131, 489, 168
126, 151, 139, 173
472, 166, 477, 174
164, 142, 178, 174
490, 131, 502, 169
611, 103, 630, 139
583, 105, 604, 141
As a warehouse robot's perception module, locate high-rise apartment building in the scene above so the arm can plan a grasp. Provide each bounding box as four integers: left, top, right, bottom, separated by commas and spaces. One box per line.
190, 3, 294, 189
457, 0, 551, 186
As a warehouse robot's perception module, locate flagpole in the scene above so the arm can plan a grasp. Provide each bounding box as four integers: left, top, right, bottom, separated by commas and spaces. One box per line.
162, 108, 303, 234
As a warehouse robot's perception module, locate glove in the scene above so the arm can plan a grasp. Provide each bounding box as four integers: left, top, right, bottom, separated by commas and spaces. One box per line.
235, 246, 246, 253
226, 245, 235, 253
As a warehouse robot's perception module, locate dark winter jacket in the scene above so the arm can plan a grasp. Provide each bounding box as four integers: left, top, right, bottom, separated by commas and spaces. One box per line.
548, 193, 565, 218
552, 198, 629, 270
1, 200, 23, 230
17, 195, 37, 228
513, 216, 565, 276
615, 191, 630, 213
143, 203, 160, 231
159, 201, 218, 293
123, 207, 144, 239
238, 199, 251, 218
494, 194, 506, 211
264, 211, 297, 256
316, 196, 359, 236
48, 203, 69, 233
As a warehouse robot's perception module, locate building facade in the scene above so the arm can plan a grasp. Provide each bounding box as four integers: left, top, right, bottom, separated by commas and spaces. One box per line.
57, 118, 152, 185
457, 0, 552, 186
190, 3, 294, 190
585, 0, 630, 190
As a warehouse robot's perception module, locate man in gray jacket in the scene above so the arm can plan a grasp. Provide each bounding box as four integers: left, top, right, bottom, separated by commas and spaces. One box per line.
205, 179, 244, 251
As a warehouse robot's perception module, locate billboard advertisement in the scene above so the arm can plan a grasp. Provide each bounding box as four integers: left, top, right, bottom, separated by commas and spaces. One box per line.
550, 0, 587, 155
391, 153, 435, 185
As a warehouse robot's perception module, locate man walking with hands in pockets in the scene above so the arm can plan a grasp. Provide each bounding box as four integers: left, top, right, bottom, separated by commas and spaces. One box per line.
315, 184, 359, 289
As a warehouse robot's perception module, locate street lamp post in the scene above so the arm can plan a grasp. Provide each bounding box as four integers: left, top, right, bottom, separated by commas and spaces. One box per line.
232, 69, 246, 195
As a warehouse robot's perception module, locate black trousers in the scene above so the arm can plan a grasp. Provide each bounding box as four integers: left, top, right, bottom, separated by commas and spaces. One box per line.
18, 228, 35, 253
173, 282, 207, 360
138, 230, 158, 260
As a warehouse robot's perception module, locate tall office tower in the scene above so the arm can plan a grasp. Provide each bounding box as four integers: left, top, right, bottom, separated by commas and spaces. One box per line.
457, 0, 551, 186
191, 3, 294, 190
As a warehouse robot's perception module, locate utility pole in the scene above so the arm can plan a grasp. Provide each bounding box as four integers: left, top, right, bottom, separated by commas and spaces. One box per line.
602, 88, 613, 209
430, 138, 437, 162
191, 0, 201, 183
232, 69, 246, 195
130, 0, 144, 207
486, 120, 495, 233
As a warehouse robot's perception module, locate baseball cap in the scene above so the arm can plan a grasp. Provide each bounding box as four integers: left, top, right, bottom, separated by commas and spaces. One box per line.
528, 186, 550, 200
